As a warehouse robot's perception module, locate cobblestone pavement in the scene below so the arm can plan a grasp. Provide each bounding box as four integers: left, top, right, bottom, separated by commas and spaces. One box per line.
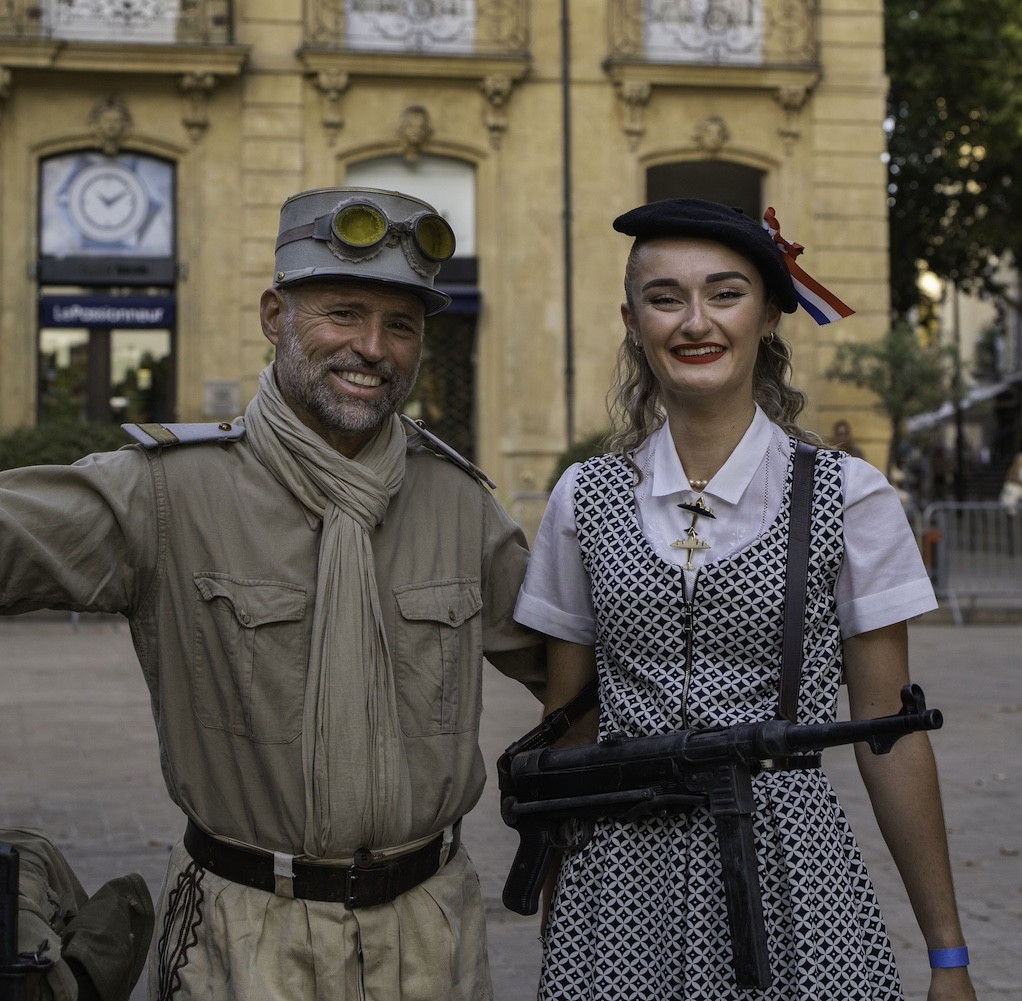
1, 613, 1018, 999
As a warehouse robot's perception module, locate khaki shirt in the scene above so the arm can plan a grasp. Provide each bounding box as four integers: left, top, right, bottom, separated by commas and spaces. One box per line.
0, 430, 545, 855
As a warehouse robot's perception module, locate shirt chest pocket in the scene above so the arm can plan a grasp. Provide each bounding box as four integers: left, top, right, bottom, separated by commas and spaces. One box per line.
393, 578, 483, 737
192, 574, 307, 743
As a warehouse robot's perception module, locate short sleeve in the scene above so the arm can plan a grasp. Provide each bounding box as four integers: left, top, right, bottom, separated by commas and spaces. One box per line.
835, 457, 938, 637
513, 464, 597, 645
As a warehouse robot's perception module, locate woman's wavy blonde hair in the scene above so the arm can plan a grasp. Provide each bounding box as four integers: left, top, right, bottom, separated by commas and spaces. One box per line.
605, 239, 822, 457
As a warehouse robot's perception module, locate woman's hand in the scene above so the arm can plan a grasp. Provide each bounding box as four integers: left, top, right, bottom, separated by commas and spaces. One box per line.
927, 965, 977, 1001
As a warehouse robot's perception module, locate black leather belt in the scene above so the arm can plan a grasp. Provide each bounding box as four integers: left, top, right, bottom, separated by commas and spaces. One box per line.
183, 819, 461, 908
759, 754, 821, 772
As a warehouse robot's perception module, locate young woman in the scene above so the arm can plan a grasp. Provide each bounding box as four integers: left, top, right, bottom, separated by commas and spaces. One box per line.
514, 199, 976, 1000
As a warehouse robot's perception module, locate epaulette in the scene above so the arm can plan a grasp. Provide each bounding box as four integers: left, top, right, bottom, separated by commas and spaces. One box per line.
122, 422, 246, 449
399, 414, 496, 490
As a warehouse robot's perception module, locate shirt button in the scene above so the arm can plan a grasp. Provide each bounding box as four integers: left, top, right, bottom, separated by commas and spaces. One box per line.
239, 611, 251, 625
448, 608, 456, 622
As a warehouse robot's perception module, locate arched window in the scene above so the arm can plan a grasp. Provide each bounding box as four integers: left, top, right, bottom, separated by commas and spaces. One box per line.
346, 155, 480, 460
36, 151, 177, 424
646, 161, 765, 218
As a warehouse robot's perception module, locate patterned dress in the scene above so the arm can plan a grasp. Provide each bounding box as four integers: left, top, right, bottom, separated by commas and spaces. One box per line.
538, 445, 904, 1001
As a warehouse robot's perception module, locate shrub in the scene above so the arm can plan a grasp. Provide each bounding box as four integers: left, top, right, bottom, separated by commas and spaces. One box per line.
0, 420, 131, 471
546, 431, 611, 490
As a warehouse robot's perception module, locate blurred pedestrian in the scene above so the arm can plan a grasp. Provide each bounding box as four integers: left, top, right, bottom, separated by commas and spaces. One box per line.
999, 450, 1022, 509
830, 418, 864, 458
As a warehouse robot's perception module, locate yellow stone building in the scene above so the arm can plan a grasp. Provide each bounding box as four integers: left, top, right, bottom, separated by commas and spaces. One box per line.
0, 0, 891, 508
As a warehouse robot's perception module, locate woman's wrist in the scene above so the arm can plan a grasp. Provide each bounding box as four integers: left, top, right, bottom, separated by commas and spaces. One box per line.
928, 945, 969, 969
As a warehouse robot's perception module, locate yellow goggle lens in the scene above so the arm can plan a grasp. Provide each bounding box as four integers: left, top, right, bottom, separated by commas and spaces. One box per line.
333, 204, 388, 248
414, 214, 456, 262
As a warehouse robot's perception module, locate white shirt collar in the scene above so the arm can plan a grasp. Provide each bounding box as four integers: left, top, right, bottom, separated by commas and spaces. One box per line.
648, 405, 774, 504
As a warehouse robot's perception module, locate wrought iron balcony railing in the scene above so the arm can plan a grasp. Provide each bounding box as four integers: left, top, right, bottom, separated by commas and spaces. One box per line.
608, 0, 818, 69
303, 0, 529, 58
0, 0, 233, 45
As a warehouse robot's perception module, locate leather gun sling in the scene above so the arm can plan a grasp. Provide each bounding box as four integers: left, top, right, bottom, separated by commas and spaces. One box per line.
777, 441, 819, 723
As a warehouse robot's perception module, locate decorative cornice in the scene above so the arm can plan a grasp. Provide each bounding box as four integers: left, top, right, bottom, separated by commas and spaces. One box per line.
0, 40, 249, 76
297, 47, 529, 84
603, 58, 820, 95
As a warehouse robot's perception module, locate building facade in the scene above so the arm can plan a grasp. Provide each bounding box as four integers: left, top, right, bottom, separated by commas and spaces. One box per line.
0, 0, 891, 506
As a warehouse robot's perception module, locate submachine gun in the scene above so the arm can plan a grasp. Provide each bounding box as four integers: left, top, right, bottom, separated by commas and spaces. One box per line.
498, 684, 942, 990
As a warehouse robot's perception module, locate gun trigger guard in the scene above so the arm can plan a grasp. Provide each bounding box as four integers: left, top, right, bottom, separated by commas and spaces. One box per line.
551, 817, 594, 853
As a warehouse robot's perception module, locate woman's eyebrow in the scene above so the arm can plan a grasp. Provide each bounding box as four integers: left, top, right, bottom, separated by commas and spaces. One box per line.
640, 271, 752, 293
705, 270, 752, 283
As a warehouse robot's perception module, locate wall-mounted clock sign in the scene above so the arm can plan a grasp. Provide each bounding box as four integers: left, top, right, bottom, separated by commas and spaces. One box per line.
64, 159, 152, 244
39, 152, 176, 285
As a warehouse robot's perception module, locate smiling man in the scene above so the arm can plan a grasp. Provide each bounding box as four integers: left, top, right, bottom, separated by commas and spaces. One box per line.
0, 186, 545, 1000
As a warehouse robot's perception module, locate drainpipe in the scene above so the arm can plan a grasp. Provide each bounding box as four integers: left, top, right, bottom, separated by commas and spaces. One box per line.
560, 0, 575, 447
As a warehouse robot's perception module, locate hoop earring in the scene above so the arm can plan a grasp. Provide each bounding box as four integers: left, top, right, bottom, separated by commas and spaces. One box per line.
763, 330, 776, 344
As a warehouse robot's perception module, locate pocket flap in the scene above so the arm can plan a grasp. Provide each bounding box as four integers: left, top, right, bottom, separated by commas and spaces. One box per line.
394, 579, 482, 628
193, 574, 306, 628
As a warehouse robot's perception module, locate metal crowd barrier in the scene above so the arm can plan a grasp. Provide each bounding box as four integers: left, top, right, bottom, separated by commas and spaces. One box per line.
920, 501, 1022, 625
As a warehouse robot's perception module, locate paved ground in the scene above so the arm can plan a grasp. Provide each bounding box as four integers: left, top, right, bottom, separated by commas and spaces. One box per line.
1, 612, 1018, 999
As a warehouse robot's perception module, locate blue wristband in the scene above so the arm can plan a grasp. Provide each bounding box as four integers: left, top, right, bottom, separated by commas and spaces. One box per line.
928, 946, 969, 969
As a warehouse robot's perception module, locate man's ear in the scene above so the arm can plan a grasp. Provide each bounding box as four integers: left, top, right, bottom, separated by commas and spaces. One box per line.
260, 288, 284, 347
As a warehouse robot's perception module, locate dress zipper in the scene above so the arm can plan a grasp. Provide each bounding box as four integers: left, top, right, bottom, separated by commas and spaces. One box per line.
679, 576, 698, 729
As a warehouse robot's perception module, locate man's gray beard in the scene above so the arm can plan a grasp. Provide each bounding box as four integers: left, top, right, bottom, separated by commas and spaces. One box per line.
275, 342, 420, 439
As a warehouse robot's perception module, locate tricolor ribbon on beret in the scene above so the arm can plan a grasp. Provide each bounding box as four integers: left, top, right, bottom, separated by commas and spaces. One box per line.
763, 207, 855, 325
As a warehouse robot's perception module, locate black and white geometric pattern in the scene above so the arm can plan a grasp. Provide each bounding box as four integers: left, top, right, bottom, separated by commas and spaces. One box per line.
538, 443, 904, 1000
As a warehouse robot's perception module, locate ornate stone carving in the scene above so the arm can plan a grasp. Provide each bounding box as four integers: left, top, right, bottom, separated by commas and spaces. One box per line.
88, 95, 133, 156
313, 70, 350, 146
693, 114, 730, 158
616, 80, 651, 151
775, 86, 809, 155
481, 74, 513, 150
397, 105, 433, 163
179, 72, 216, 143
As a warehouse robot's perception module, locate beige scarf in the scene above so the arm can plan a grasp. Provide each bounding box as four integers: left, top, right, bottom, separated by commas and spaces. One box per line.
245, 366, 411, 855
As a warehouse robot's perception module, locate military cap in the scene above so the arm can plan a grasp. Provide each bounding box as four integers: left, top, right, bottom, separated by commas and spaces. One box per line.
273, 187, 456, 316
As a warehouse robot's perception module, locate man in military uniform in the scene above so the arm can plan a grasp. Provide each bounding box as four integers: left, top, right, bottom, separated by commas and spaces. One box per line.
0, 187, 546, 1000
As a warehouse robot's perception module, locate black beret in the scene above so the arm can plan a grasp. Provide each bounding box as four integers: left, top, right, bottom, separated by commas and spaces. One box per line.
613, 198, 798, 313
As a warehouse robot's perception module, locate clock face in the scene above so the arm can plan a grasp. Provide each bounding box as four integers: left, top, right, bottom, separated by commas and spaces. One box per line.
65, 162, 150, 244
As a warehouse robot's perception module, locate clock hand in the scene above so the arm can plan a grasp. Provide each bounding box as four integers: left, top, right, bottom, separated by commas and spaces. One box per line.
100, 188, 131, 206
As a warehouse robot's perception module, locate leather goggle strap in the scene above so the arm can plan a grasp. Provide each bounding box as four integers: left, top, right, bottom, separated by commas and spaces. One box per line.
275, 214, 334, 251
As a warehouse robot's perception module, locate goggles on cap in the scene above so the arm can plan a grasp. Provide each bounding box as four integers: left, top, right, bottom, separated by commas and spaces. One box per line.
275, 198, 456, 272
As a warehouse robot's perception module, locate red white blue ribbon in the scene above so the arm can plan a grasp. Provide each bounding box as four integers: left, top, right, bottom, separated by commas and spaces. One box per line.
762, 207, 855, 325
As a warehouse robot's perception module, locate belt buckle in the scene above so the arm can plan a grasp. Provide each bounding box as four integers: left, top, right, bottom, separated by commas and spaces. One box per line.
344, 847, 377, 909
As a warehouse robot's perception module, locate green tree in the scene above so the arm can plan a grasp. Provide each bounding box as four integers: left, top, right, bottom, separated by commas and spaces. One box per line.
885, 1, 1022, 316
825, 322, 953, 475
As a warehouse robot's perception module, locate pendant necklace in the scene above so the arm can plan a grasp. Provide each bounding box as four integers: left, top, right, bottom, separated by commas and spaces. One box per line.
670, 495, 716, 571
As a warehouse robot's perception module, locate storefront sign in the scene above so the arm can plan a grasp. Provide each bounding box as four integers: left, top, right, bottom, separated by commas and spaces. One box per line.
40, 294, 176, 329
